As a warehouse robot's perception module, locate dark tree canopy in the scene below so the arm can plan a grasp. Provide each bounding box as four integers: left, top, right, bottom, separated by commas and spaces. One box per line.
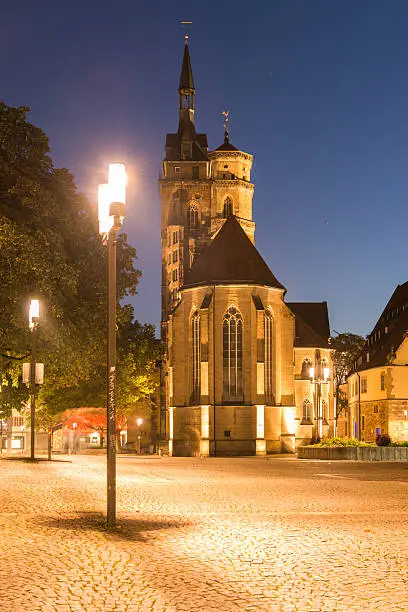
331, 332, 365, 419
0, 102, 152, 419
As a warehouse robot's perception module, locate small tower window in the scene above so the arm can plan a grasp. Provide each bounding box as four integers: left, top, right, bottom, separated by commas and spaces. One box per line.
223, 196, 233, 218
192, 166, 199, 179
187, 201, 199, 231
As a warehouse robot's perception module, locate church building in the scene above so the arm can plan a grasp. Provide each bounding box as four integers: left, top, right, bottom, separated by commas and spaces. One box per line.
159, 36, 334, 456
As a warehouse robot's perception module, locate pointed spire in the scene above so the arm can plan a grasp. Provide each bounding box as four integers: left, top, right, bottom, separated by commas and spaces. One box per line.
179, 39, 195, 92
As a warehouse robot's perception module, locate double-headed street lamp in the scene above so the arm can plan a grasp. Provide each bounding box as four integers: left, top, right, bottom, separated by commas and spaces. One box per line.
98, 163, 127, 528
309, 364, 330, 440
29, 299, 40, 460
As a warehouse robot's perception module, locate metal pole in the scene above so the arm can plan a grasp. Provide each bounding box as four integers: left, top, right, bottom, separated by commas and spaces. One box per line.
212, 285, 216, 457
318, 381, 322, 439
107, 230, 117, 527
30, 322, 37, 460
0, 417, 3, 454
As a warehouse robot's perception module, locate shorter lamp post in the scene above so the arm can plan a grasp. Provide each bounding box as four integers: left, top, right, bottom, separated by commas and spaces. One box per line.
98, 163, 127, 528
309, 365, 330, 440
0, 410, 4, 454
137, 418, 143, 454
29, 299, 40, 460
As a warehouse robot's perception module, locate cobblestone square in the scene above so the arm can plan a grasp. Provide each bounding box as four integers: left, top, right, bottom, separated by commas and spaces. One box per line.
0, 454, 407, 611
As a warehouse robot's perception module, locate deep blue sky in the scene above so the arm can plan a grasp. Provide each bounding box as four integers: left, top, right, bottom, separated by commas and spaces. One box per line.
3, 1, 408, 338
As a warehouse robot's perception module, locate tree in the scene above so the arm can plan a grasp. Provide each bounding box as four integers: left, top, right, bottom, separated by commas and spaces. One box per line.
0, 102, 143, 418
331, 332, 365, 420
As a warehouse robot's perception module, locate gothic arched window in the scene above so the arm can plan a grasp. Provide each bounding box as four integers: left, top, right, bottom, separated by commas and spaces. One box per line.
223, 305, 243, 401
187, 201, 199, 231
223, 196, 233, 218
191, 310, 200, 404
302, 399, 312, 423
264, 310, 273, 403
322, 399, 328, 422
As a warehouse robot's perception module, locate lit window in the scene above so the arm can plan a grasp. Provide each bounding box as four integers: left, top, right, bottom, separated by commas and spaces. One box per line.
223, 305, 243, 401
374, 405, 379, 414
264, 310, 273, 403
361, 377, 367, 394
223, 196, 233, 218
172, 269, 178, 282
173, 231, 178, 244
172, 250, 178, 263
175, 166, 181, 174
191, 310, 200, 404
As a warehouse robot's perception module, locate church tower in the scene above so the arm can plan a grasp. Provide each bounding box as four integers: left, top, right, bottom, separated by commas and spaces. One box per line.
159, 36, 255, 324
159, 36, 334, 456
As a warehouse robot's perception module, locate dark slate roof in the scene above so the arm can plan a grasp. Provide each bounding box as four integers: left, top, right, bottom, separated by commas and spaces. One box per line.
179, 42, 194, 91
287, 302, 330, 348
165, 132, 209, 161
183, 216, 285, 290
353, 281, 408, 372
214, 131, 239, 152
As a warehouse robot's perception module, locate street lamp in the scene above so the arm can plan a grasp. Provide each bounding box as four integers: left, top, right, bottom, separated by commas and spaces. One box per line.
29, 299, 40, 460
309, 365, 330, 440
98, 163, 127, 528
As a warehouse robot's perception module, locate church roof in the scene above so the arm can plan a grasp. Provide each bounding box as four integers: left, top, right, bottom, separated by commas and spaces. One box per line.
179, 42, 194, 91
183, 215, 285, 290
287, 302, 330, 348
214, 131, 239, 152
165, 132, 208, 161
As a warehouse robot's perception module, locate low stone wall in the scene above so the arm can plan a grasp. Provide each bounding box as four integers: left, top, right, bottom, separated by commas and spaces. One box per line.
298, 446, 408, 461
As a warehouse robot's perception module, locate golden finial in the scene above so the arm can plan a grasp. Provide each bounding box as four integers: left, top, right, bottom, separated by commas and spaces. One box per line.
222, 110, 230, 142
181, 20, 192, 43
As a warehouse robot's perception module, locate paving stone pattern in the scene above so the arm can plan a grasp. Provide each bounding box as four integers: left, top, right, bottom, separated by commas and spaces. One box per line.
0, 455, 408, 611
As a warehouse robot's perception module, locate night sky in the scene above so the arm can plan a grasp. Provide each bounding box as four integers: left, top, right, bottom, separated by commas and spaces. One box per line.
3, 1, 408, 338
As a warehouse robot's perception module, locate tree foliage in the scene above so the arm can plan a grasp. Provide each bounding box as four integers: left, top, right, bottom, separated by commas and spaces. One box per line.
0, 102, 154, 420
331, 332, 365, 418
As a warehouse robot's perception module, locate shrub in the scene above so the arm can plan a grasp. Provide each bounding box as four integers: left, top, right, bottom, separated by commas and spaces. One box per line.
376, 433, 391, 446
311, 436, 373, 447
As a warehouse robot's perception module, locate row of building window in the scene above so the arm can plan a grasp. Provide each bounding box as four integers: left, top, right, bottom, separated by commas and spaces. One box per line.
350, 373, 385, 397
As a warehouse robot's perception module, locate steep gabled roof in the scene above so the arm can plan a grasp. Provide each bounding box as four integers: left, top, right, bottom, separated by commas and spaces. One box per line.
179, 42, 194, 91
287, 302, 330, 348
353, 281, 408, 371
183, 215, 285, 290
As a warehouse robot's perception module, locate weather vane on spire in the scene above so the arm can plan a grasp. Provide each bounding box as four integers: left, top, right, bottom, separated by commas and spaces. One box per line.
222, 110, 230, 142
181, 20, 192, 43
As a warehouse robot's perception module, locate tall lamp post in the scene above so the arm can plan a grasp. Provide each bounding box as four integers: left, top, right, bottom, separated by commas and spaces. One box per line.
309, 364, 330, 440
0, 410, 4, 454
98, 163, 127, 528
29, 299, 40, 460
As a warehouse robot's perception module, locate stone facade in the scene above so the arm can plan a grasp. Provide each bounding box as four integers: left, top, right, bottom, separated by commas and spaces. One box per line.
160, 40, 334, 456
